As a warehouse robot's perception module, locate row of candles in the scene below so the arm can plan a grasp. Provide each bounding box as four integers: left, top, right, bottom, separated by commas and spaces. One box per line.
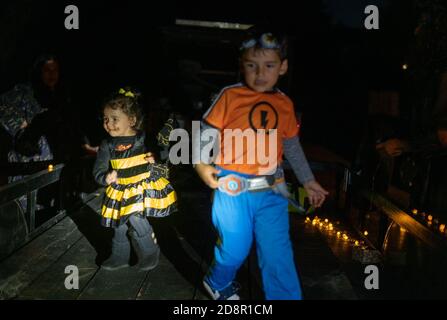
410, 209, 446, 235
304, 216, 369, 248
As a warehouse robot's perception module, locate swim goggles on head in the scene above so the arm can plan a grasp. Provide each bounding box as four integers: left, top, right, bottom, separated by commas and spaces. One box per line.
240, 33, 281, 51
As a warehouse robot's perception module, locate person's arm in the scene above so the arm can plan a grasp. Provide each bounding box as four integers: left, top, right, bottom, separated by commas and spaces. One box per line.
92, 140, 111, 186
283, 135, 328, 207
192, 121, 220, 188
283, 135, 314, 184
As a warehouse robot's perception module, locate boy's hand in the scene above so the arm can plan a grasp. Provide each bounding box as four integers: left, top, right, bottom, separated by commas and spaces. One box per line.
105, 170, 118, 185
303, 180, 329, 208
144, 152, 155, 164
194, 163, 220, 189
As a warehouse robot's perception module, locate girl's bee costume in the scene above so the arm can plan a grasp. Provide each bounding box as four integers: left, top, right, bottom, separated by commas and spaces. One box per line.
94, 133, 177, 227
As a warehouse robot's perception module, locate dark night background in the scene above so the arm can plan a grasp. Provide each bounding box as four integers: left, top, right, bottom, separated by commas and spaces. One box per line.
3, 0, 447, 302
0, 0, 415, 160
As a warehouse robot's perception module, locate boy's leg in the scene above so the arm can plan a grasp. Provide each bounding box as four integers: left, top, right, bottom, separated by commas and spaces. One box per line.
102, 222, 131, 270
205, 190, 254, 293
128, 214, 160, 271
254, 191, 302, 300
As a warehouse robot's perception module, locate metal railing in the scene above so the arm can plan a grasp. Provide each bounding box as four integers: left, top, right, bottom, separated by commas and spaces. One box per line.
352, 144, 447, 252
0, 164, 67, 260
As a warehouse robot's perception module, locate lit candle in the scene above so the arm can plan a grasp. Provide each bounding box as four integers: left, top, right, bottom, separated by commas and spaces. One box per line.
324, 219, 329, 223
427, 215, 433, 221
439, 224, 446, 233
363, 231, 369, 236
355, 241, 359, 246
412, 209, 418, 215
48, 164, 54, 171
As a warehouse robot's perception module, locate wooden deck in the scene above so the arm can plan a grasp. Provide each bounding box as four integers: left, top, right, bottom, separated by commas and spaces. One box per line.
0, 194, 211, 300
0, 167, 360, 300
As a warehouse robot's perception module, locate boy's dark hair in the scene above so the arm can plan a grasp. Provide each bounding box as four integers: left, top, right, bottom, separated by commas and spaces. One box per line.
103, 87, 144, 131
240, 25, 288, 60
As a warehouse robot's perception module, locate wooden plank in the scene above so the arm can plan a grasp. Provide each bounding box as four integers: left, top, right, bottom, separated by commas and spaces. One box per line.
17, 236, 99, 299
15, 192, 119, 300
136, 253, 203, 300
77, 264, 147, 300
0, 215, 83, 299
291, 217, 358, 300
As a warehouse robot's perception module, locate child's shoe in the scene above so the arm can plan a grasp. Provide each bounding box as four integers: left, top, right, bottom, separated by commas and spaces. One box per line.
203, 277, 240, 300
130, 231, 160, 271
101, 238, 130, 271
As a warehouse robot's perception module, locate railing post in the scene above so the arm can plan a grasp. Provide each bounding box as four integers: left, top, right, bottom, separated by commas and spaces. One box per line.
337, 166, 352, 211
26, 190, 37, 232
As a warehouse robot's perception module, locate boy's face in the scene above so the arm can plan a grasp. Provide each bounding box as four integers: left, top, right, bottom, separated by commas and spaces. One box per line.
103, 106, 136, 137
241, 47, 288, 92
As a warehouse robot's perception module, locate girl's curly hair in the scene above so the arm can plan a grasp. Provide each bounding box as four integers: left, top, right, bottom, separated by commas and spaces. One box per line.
102, 86, 144, 131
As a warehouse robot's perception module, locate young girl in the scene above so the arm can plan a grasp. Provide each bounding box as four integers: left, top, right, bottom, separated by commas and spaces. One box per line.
93, 87, 177, 271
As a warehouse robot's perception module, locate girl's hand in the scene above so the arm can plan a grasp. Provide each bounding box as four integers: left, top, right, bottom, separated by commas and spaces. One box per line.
105, 170, 118, 185
303, 180, 329, 208
144, 152, 155, 164
194, 163, 220, 189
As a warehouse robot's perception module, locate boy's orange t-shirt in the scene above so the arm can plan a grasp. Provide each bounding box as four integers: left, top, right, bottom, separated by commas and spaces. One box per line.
203, 83, 300, 175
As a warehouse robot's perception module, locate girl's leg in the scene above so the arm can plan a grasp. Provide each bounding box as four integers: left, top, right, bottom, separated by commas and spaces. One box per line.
254, 191, 302, 300
102, 222, 131, 271
128, 214, 153, 237
128, 214, 159, 271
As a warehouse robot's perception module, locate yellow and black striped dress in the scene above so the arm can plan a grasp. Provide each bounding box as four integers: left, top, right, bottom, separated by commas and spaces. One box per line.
94, 134, 177, 227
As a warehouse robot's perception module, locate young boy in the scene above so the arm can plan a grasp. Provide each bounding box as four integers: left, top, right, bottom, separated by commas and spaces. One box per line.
194, 27, 328, 300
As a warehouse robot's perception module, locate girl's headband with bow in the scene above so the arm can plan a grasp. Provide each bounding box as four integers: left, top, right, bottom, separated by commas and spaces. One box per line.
118, 88, 135, 98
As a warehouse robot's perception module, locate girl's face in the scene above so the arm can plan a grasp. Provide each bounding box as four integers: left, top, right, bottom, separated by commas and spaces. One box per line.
241, 47, 288, 92
103, 106, 137, 137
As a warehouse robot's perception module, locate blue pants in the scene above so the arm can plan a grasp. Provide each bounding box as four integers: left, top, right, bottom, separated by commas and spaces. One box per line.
206, 168, 302, 300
